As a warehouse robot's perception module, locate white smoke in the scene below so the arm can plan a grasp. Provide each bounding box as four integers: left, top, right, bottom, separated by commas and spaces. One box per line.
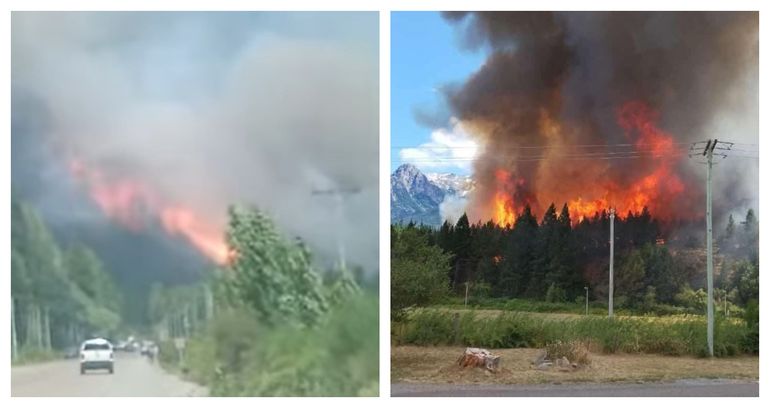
439, 194, 469, 225
12, 12, 379, 272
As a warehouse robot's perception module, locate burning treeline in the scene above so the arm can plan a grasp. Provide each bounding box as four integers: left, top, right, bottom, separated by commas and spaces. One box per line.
442, 12, 758, 227
69, 158, 230, 264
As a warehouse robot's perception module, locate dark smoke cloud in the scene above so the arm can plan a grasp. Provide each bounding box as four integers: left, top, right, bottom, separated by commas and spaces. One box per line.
443, 11, 758, 223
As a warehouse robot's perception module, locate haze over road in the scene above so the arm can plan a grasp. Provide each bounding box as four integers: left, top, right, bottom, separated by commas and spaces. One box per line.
12, 353, 206, 397
392, 379, 759, 397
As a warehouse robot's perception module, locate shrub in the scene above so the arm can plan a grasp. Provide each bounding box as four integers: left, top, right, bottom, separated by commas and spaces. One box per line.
740, 299, 759, 354
545, 283, 566, 303
545, 340, 591, 365
184, 294, 378, 396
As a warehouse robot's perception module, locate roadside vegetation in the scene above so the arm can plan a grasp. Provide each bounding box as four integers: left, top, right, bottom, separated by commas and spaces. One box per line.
11, 195, 123, 364
391, 206, 759, 358
393, 309, 753, 357
151, 205, 378, 396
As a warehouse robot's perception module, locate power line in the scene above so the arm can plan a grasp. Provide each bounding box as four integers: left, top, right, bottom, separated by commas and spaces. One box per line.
392, 141, 699, 150
393, 152, 691, 163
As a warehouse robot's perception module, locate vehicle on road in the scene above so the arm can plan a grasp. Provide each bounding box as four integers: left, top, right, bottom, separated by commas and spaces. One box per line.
140, 341, 155, 356
80, 338, 114, 374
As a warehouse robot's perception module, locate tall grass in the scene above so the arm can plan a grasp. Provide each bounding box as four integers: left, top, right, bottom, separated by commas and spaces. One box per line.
393, 310, 751, 357
441, 297, 698, 317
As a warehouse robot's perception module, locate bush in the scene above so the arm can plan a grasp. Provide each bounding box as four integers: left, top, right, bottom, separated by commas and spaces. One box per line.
741, 299, 759, 354
184, 294, 378, 396
545, 340, 591, 365
545, 283, 566, 303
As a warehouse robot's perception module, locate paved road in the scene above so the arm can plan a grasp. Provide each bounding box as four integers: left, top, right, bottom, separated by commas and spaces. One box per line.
12, 353, 207, 397
392, 379, 759, 397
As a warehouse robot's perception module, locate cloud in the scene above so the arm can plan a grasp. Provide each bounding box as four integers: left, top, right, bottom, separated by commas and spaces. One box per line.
399, 117, 479, 172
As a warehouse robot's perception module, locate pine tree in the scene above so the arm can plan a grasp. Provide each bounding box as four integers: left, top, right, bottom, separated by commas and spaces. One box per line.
555, 203, 581, 298
528, 203, 559, 298
726, 214, 735, 239
500, 205, 538, 297
450, 213, 472, 291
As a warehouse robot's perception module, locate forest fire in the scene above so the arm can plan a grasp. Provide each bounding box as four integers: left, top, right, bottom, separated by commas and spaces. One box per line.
487, 101, 692, 227
160, 207, 230, 264
438, 12, 761, 230
492, 170, 520, 226
69, 159, 229, 264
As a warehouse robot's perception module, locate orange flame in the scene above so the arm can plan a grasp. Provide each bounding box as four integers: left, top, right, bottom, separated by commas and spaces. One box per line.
487, 100, 691, 226
160, 207, 230, 264
492, 170, 518, 227
69, 158, 229, 264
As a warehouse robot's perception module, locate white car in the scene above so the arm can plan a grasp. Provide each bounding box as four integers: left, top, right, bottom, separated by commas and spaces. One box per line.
80, 338, 114, 374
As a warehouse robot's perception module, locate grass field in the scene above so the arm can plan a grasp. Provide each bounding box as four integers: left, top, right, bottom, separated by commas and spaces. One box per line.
393, 308, 752, 357
440, 297, 704, 317
392, 346, 759, 385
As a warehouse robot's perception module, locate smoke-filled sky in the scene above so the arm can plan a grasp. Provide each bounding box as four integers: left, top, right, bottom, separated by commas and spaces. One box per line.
12, 12, 379, 281
395, 11, 758, 225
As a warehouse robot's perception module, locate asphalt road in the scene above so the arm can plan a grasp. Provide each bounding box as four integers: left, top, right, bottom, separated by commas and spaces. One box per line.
12, 352, 207, 397
392, 379, 759, 397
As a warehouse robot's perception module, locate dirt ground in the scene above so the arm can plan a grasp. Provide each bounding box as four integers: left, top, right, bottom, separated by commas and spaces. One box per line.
392, 346, 759, 385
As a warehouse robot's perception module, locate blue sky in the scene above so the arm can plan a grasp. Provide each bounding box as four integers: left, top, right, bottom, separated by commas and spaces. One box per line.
391, 12, 485, 175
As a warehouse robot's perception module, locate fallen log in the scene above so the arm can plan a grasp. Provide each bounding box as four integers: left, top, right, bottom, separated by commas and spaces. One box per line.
457, 347, 501, 371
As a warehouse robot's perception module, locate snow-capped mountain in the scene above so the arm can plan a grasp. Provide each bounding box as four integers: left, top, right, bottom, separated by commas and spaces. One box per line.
391, 164, 474, 226
425, 172, 475, 198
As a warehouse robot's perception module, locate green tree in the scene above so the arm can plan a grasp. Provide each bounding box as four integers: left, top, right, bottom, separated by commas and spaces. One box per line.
449, 213, 472, 290
726, 214, 735, 239
222, 205, 328, 328
640, 243, 680, 303
64, 244, 122, 314
391, 226, 451, 319
731, 260, 758, 306
499, 204, 538, 297
11, 196, 121, 351
616, 249, 646, 305
528, 203, 559, 298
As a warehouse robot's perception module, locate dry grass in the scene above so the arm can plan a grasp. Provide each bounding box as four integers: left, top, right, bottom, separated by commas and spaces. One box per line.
392, 346, 758, 385
545, 340, 591, 366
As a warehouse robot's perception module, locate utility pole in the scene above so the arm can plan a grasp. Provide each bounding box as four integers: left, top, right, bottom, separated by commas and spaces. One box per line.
11, 297, 18, 361
584, 286, 589, 316
690, 139, 731, 357
705, 140, 715, 356
311, 186, 360, 271
609, 207, 615, 319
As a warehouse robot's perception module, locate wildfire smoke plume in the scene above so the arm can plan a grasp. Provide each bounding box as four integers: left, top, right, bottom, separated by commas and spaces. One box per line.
443, 12, 758, 227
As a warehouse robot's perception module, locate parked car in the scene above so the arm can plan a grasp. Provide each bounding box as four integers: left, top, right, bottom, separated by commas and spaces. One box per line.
80, 338, 114, 374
